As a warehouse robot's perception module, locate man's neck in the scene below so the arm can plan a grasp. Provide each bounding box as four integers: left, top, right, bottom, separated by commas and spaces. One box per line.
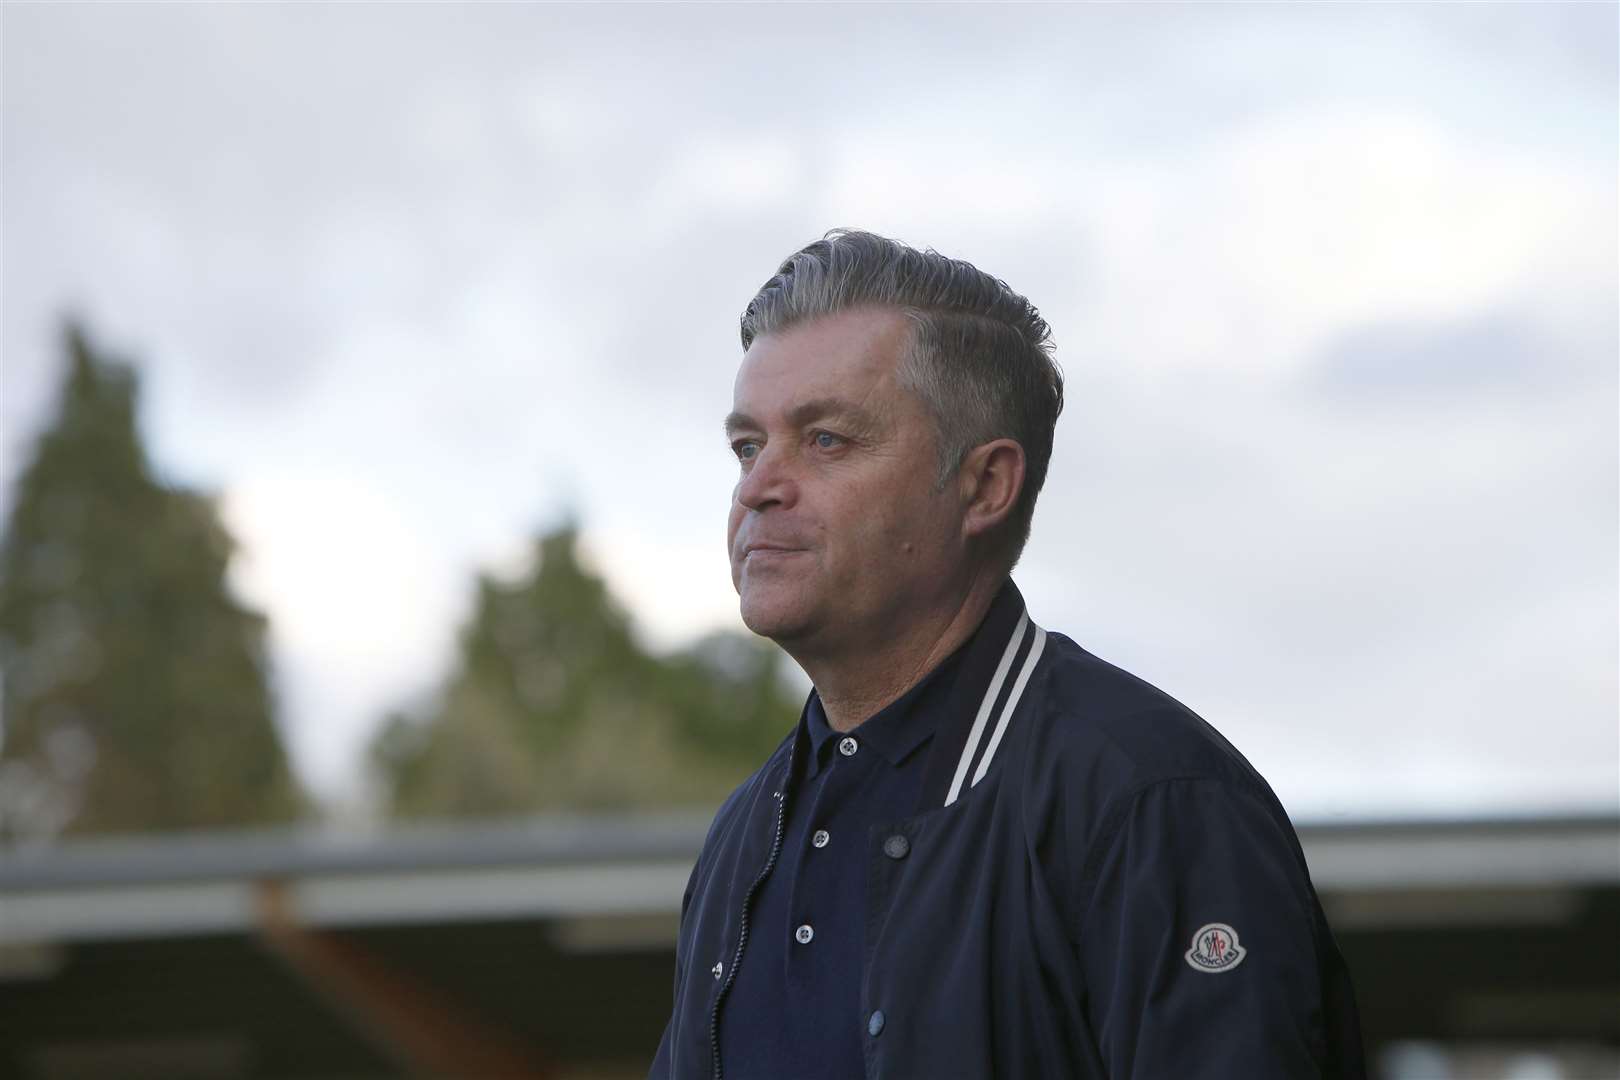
796, 570, 1008, 734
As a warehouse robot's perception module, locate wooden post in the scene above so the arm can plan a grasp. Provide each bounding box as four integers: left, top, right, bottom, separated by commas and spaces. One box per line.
254, 879, 552, 1079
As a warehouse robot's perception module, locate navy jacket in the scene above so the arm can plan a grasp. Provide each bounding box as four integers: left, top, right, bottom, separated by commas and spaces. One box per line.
652, 583, 1365, 1079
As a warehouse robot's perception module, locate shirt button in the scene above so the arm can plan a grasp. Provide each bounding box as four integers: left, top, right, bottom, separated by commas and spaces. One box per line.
812, 829, 830, 849
794, 924, 815, 945
712, 961, 724, 979
838, 736, 859, 757
868, 1010, 886, 1037
882, 834, 910, 860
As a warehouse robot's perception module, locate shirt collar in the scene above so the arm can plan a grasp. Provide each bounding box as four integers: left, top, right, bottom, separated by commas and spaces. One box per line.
798, 587, 1011, 778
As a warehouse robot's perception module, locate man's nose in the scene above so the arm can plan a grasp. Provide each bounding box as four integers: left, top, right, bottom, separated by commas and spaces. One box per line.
735, 443, 798, 512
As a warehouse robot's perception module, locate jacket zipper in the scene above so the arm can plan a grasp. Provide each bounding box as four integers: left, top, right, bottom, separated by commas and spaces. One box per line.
708, 741, 796, 1080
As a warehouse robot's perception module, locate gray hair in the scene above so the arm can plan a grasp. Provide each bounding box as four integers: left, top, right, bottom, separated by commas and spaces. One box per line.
739, 229, 1064, 567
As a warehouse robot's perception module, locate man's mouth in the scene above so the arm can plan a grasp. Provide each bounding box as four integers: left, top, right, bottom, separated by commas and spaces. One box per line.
742, 544, 806, 560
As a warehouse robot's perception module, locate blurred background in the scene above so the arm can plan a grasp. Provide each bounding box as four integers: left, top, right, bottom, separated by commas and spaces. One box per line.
2, 4, 1615, 1078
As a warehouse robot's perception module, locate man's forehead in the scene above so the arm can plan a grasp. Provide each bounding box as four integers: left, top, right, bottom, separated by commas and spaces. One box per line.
741, 309, 911, 375
730, 309, 912, 419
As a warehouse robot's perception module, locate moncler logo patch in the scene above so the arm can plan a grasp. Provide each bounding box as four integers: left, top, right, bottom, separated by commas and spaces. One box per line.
1184, 923, 1246, 973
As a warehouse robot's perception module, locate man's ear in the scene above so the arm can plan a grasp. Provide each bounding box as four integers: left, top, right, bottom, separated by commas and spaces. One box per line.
958, 438, 1025, 541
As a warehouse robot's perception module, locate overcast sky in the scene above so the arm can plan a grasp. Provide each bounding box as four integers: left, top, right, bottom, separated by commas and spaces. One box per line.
4, 3, 1615, 822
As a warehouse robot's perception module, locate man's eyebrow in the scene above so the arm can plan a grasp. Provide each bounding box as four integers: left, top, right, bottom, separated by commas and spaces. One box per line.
724, 399, 880, 439
723, 411, 758, 438
787, 398, 879, 433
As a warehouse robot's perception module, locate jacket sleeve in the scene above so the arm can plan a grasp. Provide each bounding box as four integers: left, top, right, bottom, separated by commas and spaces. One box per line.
1075, 776, 1329, 1079
648, 852, 705, 1080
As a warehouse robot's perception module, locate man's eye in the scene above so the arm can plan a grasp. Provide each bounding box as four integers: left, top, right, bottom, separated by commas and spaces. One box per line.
813, 431, 841, 449
734, 441, 760, 461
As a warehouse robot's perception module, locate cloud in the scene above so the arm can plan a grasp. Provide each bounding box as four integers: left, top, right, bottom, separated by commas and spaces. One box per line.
4, 3, 1613, 815
1071, 107, 1610, 381
1311, 314, 1564, 397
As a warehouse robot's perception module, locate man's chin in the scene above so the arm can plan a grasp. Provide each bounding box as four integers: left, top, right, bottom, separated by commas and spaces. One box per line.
738, 593, 815, 645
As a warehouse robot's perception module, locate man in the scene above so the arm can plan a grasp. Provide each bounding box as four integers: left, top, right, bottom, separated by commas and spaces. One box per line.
651, 230, 1364, 1079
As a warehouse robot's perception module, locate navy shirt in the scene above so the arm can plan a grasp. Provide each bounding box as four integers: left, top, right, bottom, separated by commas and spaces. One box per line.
716, 645, 966, 1077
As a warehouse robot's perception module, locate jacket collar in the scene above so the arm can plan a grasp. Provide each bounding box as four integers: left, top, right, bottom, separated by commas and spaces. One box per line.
915, 579, 1048, 810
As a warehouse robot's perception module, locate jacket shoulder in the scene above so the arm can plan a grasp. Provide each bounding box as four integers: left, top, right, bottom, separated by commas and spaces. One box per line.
1030, 631, 1270, 787
1021, 631, 1287, 830
1018, 631, 1310, 926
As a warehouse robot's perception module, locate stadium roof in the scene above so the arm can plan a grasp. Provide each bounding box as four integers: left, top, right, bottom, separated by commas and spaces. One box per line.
3, 812, 1615, 945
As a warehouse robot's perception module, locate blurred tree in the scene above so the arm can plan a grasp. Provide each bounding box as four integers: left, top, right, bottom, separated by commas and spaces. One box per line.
371, 524, 801, 816
0, 323, 307, 842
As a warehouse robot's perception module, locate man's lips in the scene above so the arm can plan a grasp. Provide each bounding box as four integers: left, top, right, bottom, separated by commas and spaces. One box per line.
740, 543, 808, 559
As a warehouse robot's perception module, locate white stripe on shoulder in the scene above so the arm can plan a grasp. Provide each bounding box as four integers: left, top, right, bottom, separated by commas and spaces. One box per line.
969, 625, 1047, 789
943, 611, 1028, 807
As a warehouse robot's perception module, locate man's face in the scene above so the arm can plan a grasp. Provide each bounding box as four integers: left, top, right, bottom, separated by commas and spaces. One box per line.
725, 307, 966, 652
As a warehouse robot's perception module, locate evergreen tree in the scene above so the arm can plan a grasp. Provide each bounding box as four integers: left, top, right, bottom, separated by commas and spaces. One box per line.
0, 323, 307, 841
371, 524, 801, 817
